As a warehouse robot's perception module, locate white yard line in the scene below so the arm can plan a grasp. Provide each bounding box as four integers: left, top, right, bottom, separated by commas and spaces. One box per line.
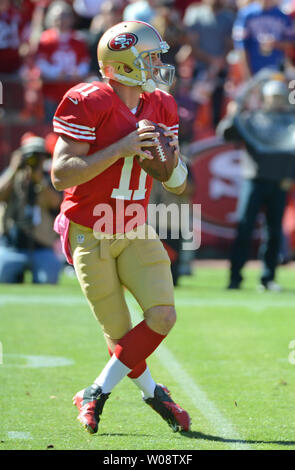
0, 294, 294, 311
177, 297, 295, 309
0, 295, 86, 306
155, 344, 251, 450
7, 431, 32, 440
126, 294, 252, 450
2, 354, 74, 368
1, 292, 262, 449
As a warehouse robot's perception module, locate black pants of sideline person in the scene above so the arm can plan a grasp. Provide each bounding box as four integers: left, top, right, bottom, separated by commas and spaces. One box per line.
158, 229, 182, 286
229, 178, 287, 287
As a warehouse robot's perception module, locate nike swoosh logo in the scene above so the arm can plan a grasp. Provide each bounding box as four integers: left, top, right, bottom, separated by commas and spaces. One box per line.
68, 97, 78, 105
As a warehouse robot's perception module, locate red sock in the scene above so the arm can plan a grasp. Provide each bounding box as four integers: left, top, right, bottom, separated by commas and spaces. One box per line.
114, 320, 166, 370
107, 345, 147, 379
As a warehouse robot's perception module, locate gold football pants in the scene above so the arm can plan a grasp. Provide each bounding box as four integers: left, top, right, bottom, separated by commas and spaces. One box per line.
69, 221, 175, 339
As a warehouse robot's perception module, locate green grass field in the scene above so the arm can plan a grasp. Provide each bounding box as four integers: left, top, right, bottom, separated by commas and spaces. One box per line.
1, 262, 295, 451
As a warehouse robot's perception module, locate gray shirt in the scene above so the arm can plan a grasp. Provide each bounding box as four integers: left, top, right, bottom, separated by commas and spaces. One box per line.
184, 5, 234, 68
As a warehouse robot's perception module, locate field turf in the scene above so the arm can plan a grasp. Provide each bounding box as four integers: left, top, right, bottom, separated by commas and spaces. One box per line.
1, 262, 295, 451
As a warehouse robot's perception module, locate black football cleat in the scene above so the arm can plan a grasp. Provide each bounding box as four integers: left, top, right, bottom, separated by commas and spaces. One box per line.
144, 384, 191, 432
73, 384, 110, 434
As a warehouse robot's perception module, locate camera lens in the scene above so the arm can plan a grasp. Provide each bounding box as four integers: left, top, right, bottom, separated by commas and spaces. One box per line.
24, 153, 44, 168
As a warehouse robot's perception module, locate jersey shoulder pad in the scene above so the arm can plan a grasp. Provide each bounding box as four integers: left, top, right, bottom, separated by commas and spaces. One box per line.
154, 88, 177, 112
151, 88, 178, 127
65, 81, 109, 103
53, 82, 108, 142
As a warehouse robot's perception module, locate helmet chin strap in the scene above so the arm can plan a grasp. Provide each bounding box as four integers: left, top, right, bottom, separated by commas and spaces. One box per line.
141, 79, 156, 93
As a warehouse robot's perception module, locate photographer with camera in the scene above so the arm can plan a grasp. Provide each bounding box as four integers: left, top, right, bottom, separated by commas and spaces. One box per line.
0, 133, 62, 284
217, 71, 295, 291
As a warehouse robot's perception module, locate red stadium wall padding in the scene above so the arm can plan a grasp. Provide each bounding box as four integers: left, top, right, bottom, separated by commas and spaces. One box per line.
189, 136, 263, 255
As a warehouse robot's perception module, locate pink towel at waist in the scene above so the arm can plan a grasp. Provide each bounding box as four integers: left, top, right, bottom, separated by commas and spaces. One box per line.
54, 212, 73, 265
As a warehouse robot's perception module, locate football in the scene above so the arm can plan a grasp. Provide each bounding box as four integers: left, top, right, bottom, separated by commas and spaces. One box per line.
136, 119, 176, 182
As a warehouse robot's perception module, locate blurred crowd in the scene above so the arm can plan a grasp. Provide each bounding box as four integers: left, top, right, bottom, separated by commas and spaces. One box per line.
0, 0, 295, 286
0, 0, 294, 130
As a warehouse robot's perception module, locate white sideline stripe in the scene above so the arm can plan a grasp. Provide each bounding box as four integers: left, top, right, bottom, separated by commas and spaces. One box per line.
1, 294, 295, 311
2, 354, 75, 368
0, 293, 254, 448
0, 295, 87, 306
176, 297, 295, 313
126, 294, 252, 451
7, 431, 32, 440
155, 345, 251, 450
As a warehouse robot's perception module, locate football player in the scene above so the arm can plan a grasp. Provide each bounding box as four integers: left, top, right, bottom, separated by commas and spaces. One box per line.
51, 20, 190, 434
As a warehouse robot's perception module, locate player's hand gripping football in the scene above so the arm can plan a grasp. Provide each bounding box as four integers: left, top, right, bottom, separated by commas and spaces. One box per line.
118, 124, 160, 162
158, 123, 180, 168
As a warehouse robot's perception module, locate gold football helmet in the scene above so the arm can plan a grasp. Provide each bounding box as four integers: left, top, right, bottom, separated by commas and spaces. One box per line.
97, 21, 175, 92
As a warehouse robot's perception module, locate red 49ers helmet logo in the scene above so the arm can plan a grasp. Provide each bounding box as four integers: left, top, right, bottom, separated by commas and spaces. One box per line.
108, 33, 138, 50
